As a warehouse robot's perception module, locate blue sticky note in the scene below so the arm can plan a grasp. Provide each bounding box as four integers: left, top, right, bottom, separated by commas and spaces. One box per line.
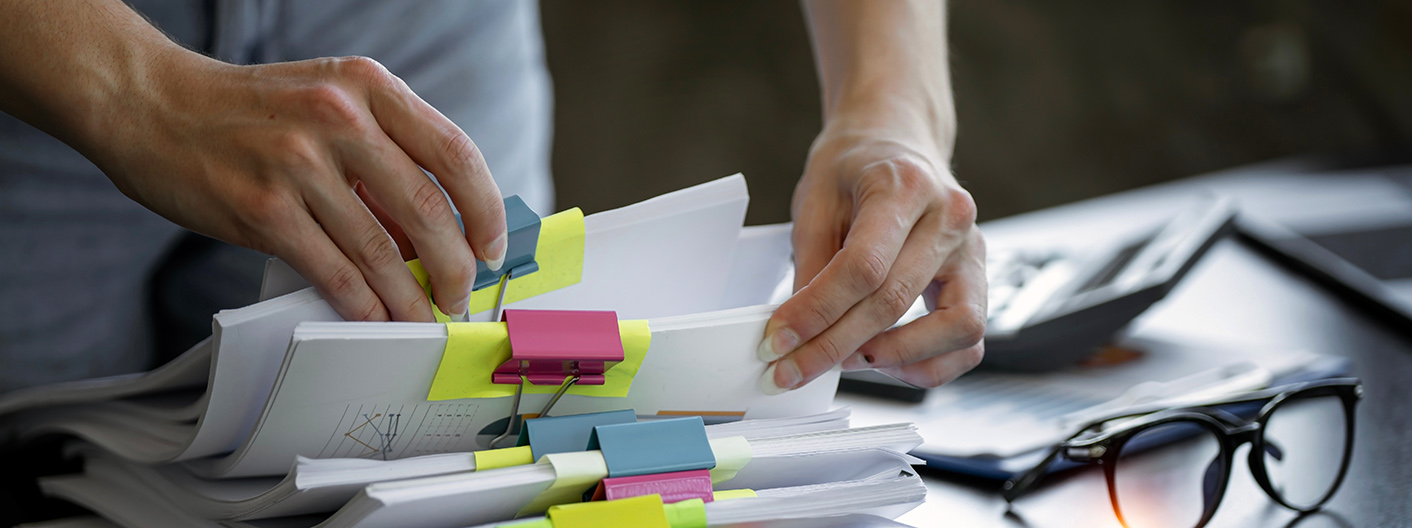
518, 409, 637, 460
588, 416, 717, 478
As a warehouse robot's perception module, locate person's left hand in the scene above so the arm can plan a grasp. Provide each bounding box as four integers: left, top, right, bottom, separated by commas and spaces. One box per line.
759, 125, 987, 393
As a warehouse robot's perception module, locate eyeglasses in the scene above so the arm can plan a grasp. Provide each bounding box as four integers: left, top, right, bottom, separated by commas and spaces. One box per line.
1002, 377, 1363, 528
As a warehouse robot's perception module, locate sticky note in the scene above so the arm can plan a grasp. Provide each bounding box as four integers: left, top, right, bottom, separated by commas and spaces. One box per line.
662, 498, 708, 528
517, 451, 609, 516
547, 494, 670, 528
474, 446, 534, 471
426, 319, 650, 401
498, 520, 551, 528
712, 489, 757, 501
706, 436, 752, 484
406, 207, 585, 321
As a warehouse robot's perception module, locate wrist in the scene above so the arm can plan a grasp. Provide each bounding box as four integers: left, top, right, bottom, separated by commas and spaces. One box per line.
821, 90, 957, 165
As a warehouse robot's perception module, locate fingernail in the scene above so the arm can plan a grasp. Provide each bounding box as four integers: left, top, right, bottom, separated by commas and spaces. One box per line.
442, 298, 470, 322
841, 352, 870, 371
486, 232, 508, 272
760, 359, 803, 395
760, 363, 786, 395
757, 327, 800, 362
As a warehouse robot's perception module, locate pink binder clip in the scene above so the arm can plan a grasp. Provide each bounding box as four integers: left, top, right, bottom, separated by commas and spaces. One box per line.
494, 309, 624, 386
487, 309, 625, 449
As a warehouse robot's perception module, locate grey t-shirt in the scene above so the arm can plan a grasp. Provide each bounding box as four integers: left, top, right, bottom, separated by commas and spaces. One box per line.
0, 0, 554, 391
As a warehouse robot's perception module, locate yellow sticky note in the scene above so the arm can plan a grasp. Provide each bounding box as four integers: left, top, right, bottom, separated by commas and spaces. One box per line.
518, 451, 609, 516
474, 446, 534, 471
405, 208, 585, 320
547, 494, 670, 528
707, 436, 753, 484
712, 489, 757, 501
426, 320, 651, 401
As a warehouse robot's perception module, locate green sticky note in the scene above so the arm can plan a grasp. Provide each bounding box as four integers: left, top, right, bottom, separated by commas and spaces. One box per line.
547, 494, 670, 528
406, 208, 585, 320
662, 498, 707, 528
474, 446, 534, 471
426, 320, 651, 401
712, 489, 757, 501
707, 436, 752, 484
518, 451, 610, 516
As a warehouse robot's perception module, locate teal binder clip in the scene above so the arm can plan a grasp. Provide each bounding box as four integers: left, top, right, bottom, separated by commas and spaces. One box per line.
516, 409, 637, 460
587, 416, 717, 478
454, 194, 542, 322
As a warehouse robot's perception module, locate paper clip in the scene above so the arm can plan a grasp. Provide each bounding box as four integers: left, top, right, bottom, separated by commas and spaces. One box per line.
487, 309, 626, 449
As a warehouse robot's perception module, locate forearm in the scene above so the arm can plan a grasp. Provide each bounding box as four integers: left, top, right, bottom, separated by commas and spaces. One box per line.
0, 0, 198, 154
803, 0, 956, 159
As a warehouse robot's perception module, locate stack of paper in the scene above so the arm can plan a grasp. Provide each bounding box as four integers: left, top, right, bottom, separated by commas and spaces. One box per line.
39, 420, 925, 527
0, 175, 826, 468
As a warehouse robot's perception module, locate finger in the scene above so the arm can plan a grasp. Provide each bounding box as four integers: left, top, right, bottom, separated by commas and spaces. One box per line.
341, 130, 475, 318
364, 75, 507, 270
879, 342, 986, 388
855, 228, 987, 368
789, 200, 843, 293
355, 180, 416, 262
761, 189, 926, 364
766, 211, 956, 392
270, 203, 391, 322
305, 180, 437, 322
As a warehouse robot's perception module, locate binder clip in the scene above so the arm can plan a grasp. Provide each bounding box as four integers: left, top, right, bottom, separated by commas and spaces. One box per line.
488, 309, 626, 448
453, 195, 541, 322
517, 409, 637, 460
585, 416, 718, 504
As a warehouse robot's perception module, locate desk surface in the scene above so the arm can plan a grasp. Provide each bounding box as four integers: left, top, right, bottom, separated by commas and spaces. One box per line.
846, 171, 1412, 528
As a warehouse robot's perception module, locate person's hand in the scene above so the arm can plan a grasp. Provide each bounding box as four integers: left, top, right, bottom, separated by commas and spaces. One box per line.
87, 52, 507, 322
759, 126, 987, 392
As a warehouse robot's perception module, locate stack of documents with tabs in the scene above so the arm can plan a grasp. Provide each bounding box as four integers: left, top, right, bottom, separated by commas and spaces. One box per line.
0, 175, 926, 527
36, 413, 928, 527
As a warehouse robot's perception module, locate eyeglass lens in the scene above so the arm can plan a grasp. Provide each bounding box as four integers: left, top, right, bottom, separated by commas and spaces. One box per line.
1112, 421, 1224, 528
1260, 394, 1349, 510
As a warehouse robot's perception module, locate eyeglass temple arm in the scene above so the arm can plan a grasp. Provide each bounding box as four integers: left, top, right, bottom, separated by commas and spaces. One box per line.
1002, 444, 1064, 503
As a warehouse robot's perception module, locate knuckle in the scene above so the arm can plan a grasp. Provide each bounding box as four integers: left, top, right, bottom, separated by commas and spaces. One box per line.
338, 56, 394, 85
846, 249, 891, 293
350, 298, 384, 322
954, 304, 988, 349
941, 187, 978, 229
439, 131, 486, 178
357, 228, 401, 271
962, 343, 986, 371
813, 335, 849, 365
408, 182, 454, 228
401, 293, 430, 319
891, 158, 936, 195
877, 280, 917, 323
299, 83, 365, 129
325, 264, 363, 301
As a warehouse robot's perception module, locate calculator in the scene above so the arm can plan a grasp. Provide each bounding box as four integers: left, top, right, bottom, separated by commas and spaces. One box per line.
840, 196, 1236, 400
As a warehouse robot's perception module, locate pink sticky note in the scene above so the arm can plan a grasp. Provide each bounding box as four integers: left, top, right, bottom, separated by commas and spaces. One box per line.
598, 469, 715, 504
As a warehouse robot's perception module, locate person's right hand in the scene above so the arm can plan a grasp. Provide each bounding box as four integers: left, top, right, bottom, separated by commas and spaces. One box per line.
87, 52, 507, 322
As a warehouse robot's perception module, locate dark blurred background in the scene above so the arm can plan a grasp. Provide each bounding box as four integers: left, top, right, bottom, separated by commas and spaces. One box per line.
539, 0, 1412, 224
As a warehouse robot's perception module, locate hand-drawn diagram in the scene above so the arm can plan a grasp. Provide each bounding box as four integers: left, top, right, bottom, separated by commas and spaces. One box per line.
316, 403, 489, 460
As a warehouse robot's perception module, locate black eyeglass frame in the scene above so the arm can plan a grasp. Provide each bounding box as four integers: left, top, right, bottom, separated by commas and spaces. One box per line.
1003, 377, 1363, 528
